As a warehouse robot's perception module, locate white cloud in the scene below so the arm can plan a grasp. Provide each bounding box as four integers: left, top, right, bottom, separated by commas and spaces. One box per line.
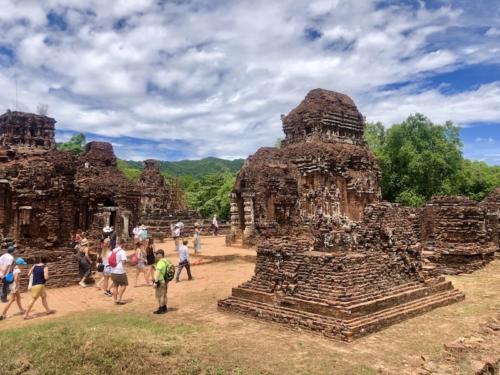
0, 0, 499, 161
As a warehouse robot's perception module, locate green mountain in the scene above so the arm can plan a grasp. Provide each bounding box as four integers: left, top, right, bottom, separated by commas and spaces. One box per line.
121, 157, 245, 178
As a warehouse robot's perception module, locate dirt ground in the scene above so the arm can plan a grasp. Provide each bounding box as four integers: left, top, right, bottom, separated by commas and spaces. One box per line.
1, 237, 499, 374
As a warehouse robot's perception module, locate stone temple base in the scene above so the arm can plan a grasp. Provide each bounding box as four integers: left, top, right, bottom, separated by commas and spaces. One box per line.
218, 248, 464, 342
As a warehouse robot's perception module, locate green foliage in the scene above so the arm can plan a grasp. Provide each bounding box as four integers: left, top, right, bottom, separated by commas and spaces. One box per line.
117, 159, 142, 182
365, 114, 499, 206
121, 157, 244, 178
57, 133, 86, 155
456, 160, 500, 201
363, 122, 385, 154
182, 172, 236, 220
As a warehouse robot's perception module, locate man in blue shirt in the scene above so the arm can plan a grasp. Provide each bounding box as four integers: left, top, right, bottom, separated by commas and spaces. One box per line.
175, 239, 193, 282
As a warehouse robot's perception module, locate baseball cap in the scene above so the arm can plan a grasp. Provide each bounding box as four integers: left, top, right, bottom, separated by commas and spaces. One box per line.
16, 258, 27, 265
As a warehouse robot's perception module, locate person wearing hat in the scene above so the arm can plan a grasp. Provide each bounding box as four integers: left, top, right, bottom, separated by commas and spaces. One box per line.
0, 244, 16, 303
1, 257, 26, 320
173, 223, 181, 252
193, 223, 202, 254
78, 238, 92, 288
152, 249, 172, 314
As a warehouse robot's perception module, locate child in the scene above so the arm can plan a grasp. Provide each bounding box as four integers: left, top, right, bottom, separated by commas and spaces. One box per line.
175, 239, 193, 282
0, 258, 26, 320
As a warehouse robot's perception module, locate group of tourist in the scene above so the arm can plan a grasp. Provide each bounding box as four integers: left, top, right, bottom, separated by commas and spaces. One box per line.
0, 218, 219, 321
0, 244, 55, 320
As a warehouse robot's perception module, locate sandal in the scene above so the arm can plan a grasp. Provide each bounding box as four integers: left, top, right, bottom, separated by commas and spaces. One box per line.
115, 300, 126, 305
46, 310, 55, 315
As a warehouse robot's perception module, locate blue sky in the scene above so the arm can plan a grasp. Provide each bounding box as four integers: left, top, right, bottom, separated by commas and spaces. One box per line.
0, 0, 499, 163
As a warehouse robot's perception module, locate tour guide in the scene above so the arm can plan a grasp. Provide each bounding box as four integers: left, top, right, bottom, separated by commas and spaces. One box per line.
152, 249, 173, 314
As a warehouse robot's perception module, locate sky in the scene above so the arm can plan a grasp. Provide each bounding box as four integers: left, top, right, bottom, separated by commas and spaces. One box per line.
0, 0, 499, 163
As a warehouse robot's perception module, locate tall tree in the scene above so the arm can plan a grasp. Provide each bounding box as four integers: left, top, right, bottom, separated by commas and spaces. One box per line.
375, 114, 463, 206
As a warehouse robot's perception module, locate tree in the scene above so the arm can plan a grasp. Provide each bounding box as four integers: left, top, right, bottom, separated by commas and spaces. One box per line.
363, 121, 385, 154
57, 133, 86, 155
372, 114, 463, 206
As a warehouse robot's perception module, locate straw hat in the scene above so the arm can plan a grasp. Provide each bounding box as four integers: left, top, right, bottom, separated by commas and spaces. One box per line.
80, 238, 89, 247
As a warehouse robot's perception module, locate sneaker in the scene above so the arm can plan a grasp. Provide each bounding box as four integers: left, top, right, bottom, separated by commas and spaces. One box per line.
154, 306, 167, 314
103, 291, 113, 297
79, 282, 87, 288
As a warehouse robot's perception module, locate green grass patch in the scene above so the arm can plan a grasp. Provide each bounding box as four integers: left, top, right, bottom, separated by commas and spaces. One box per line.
0, 312, 204, 375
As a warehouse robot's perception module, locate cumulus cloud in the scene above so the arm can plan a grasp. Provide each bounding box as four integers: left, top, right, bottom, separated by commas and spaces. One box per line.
0, 0, 499, 161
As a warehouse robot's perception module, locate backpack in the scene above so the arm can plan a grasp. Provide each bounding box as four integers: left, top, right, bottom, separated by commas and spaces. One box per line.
108, 250, 118, 268
161, 260, 175, 282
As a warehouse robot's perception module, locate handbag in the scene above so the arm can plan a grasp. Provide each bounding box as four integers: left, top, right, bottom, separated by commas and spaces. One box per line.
4, 272, 14, 283
97, 263, 105, 272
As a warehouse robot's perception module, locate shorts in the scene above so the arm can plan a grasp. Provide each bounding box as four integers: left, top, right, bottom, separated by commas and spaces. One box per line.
31, 284, 47, 299
111, 273, 128, 287
137, 259, 145, 269
103, 265, 112, 277
9, 281, 18, 294
155, 281, 167, 300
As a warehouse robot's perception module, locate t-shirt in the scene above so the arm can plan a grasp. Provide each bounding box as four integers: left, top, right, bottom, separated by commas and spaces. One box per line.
111, 248, 127, 274
139, 229, 148, 241
0, 253, 14, 277
178, 245, 189, 263
173, 227, 181, 237
155, 259, 172, 282
212, 217, 218, 226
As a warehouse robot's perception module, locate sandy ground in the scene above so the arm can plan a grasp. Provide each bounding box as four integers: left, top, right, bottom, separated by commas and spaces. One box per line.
0, 237, 499, 374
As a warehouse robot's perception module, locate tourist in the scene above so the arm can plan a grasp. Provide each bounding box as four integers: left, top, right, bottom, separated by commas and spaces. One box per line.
139, 225, 149, 250
152, 249, 173, 314
211, 215, 219, 236
24, 256, 55, 320
173, 224, 181, 252
74, 230, 83, 249
0, 244, 16, 303
78, 238, 92, 288
132, 225, 141, 241
175, 239, 193, 282
96, 238, 113, 296
1, 258, 26, 320
133, 241, 149, 287
145, 238, 156, 282
193, 222, 202, 254
110, 239, 128, 305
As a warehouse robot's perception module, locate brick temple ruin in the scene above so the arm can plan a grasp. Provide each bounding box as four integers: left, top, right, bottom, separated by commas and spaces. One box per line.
0, 111, 191, 290
137, 159, 194, 239
219, 89, 466, 341
0, 111, 80, 289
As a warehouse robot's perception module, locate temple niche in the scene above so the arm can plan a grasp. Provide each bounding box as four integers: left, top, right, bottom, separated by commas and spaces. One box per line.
219, 89, 465, 341
75, 142, 141, 241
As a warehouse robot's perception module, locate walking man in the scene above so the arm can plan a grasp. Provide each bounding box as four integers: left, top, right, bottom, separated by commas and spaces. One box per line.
175, 239, 193, 282
110, 239, 128, 305
0, 244, 16, 303
152, 249, 173, 314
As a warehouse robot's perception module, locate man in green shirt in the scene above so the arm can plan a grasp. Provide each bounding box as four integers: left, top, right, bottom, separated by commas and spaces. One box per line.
153, 250, 172, 314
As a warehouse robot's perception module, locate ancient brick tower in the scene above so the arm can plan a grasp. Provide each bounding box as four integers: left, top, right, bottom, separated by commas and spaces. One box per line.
0, 111, 80, 288
137, 159, 185, 221
219, 89, 464, 341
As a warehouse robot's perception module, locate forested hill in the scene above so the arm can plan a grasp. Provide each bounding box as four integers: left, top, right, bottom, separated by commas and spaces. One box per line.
122, 157, 245, 178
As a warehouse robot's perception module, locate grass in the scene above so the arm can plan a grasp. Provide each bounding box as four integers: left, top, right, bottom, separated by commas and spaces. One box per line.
0, 313, 204, 375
